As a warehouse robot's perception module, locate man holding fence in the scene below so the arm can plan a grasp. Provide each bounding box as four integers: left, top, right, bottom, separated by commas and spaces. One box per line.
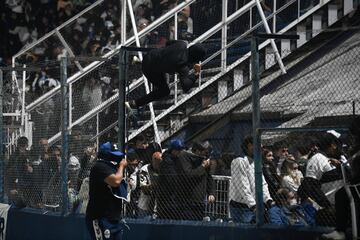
126, 40, 206, 110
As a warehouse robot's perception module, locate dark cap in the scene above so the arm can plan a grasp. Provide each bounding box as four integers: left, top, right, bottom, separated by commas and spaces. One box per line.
99, 142, 125, 161
170, 139, 186, 151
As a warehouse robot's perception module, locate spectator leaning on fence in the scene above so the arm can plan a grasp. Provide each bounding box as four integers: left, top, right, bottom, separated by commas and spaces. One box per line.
229, 135, 274, 224
175, 140, 215, 221
157, 139, 186, 219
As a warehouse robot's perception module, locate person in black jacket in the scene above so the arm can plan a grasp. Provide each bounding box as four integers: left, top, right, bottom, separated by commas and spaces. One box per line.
127, 40, 206, 109
262, 148, 281, 199
157, 139, 186, 219
175, 141, 215, 221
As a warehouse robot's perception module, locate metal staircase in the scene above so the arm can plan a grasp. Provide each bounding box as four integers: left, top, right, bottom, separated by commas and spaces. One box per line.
12, 0, 358, 146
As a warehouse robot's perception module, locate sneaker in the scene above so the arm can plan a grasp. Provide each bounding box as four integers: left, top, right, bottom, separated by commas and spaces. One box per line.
322, 230, 345, 240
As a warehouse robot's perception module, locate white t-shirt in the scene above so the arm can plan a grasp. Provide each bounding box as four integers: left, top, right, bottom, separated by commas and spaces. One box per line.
306, 153, 334, 180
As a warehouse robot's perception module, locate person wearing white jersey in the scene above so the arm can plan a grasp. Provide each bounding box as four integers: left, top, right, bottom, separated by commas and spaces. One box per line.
298, 132, 343, 208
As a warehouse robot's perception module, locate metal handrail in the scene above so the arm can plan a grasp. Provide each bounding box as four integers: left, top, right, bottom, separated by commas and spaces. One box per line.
25, 0, 197, 112
12, 0, 105, 60
47, 0, 336, 144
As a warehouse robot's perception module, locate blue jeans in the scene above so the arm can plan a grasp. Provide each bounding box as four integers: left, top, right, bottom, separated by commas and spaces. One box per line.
230, 206, 255, 224
86, 217, 128, 240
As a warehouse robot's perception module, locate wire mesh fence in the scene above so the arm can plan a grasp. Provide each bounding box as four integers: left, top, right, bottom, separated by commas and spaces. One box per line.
1, 26, 360, 234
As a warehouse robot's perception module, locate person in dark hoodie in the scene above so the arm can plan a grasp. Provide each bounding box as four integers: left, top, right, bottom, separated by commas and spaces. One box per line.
175, 140, 215, 221
126, 40, 207, 109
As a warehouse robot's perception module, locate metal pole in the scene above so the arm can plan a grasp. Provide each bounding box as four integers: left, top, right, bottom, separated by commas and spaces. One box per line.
255, 0, 286, 74
353, 101, 355, 116
126, 0, 160, 143
0, 70, 4, 202
273, 0, 277, 32
121, 0, 127, 44
60, 56, 69, 215
174, 12, 178, 104
221, 0, 228, 72
118, 49, 126, 153
251, 36, 264, 226
69, 83, 72, 129
21, 65, 26, 136
96, 113, 99, 149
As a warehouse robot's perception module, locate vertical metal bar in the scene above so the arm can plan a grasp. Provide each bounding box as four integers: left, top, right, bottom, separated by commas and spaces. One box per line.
221, 0, 228, 71
298, 0, 300, 18
60, 56, 69, 215
0, 69, 4, 202
96, 113, 99, 149
126, 0, 160, 143
69, 83, 72, 129
121, 0, 127, 44
251, 36, 264, 226
118, 49, 126, 153
174, 13, 178, 104
273, 0, 277, 32
353, 101, 355, 116
255, 0, 287, 74
21, 65, 26, 135
174, 12, 178, 40
250, 7, 253, 28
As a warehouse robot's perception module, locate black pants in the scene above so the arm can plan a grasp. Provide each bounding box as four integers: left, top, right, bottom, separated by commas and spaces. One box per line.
135, 61, 170, 107
298, 177, 331, 208
335, 186, 360, 232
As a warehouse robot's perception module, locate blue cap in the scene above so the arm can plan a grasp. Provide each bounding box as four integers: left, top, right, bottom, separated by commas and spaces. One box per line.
99, 142, 125, 158
170, 139, 186, 150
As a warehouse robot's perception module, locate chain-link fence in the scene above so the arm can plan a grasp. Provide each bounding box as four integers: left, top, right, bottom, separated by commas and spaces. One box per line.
1, 27, 360, 234
105, 28, 359, 227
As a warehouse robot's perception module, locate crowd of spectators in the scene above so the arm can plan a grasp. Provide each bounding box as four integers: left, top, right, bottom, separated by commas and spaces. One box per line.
4, 119, 359, 233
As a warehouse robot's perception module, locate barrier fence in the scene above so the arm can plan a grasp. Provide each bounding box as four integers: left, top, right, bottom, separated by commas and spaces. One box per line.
1, 27, 360, 232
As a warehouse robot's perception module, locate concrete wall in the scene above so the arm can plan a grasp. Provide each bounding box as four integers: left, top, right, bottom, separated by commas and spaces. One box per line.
6, 208, 328, 240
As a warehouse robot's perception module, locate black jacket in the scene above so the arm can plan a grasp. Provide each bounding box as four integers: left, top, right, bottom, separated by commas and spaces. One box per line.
157, 150, 179, 218
263, 162, 281, 198
143, 40, 189, 74
175, 150, 214, 206
142, 41, 202, 92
